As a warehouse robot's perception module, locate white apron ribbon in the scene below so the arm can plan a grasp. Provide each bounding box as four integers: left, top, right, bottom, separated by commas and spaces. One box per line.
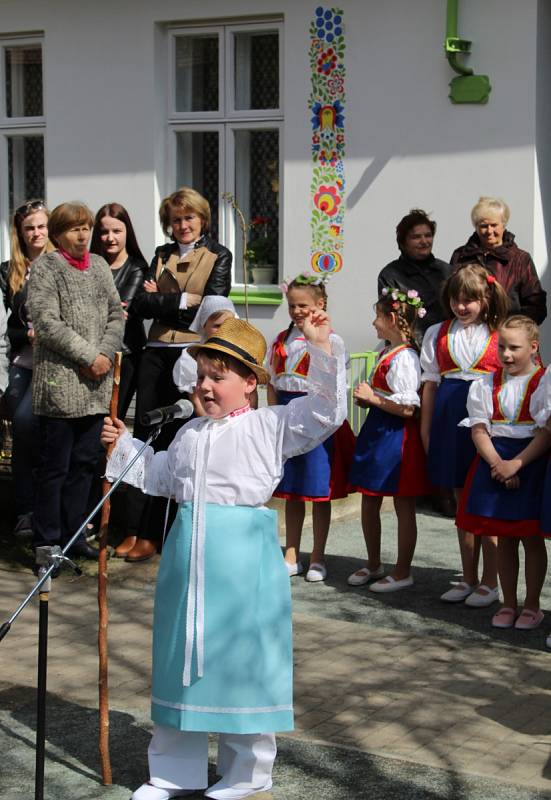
183, 421, 212, 686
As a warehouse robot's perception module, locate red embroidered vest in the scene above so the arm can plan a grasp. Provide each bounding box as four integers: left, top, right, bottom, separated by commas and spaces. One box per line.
436, 319, 500, 376
491, 366, 545, 425
270, 330, 310, 378
371, 344, 414, 395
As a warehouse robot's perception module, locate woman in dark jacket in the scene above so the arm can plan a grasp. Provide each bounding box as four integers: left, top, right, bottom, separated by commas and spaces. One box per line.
450, 197, 547, 324
378, 209, 451, 340
0, 200, 54, 536
115, 186, 232, 562
90, 203, 147, 418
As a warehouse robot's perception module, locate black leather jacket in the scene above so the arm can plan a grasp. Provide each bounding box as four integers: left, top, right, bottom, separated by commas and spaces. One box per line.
112, 256, 148, 354
131, 235, 232, 332
0, 260, 31, 359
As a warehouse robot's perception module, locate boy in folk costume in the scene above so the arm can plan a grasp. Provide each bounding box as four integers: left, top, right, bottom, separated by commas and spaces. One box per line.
101, 313, 346, 799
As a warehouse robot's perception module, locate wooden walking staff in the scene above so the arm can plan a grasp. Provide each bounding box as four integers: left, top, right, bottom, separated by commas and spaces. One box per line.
97, 351, 122, 784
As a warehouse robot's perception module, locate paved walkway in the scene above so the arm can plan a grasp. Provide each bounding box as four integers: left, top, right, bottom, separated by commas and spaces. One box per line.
1, 500, 551, 799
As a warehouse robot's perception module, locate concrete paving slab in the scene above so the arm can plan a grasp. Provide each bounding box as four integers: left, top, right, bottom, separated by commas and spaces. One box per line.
1, 504, 551, 798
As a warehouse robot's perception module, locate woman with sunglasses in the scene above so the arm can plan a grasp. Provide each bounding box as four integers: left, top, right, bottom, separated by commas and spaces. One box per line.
0, 200, 54, 536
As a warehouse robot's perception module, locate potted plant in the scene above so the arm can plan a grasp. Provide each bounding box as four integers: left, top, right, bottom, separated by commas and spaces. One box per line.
246, 216, 277, 284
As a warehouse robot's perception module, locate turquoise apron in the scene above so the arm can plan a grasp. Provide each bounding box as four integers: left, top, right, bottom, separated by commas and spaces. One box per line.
151, 502, 294, 734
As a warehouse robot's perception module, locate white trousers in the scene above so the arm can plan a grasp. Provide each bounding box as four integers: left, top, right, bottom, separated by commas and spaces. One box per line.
148, 724, 277, 791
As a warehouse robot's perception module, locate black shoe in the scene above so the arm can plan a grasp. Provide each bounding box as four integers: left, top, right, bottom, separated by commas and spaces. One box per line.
68, 541, 100, 560
432, 492, 457, 518
14, 512, 33, 538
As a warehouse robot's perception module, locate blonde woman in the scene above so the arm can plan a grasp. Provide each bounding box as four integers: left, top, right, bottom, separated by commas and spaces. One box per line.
118, 187, 232, 563
0, 200, 53, 536
450, 197, 547, 324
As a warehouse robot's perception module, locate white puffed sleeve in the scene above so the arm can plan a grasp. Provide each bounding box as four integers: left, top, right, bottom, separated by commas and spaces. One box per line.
105, 428, 181, 498
385, 348, 421, 406
173, 348, 198, 393
458, 375, 493, 431
279, 339, 347, 460
530, 367, 551, 428
420, 323, 442, 384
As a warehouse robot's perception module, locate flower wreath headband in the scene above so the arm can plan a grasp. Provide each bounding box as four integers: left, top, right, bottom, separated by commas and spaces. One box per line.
279, 271, 331, 295
380, 286, 427, 318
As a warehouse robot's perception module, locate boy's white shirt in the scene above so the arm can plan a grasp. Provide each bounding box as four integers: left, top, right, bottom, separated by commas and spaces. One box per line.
106, 338, 347, 686
107, 340, 347, 505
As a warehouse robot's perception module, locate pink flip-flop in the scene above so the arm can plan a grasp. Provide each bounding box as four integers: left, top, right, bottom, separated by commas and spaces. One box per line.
514, 608, 544, 630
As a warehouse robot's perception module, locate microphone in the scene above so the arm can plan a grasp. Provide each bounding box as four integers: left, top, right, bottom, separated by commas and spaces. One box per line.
141, 399, 194, 427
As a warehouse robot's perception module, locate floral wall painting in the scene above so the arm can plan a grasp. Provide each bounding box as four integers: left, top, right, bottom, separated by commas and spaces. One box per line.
309, 6, 345, 275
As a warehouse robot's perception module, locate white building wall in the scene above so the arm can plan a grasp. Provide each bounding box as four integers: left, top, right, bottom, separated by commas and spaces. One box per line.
0, 0, 548, 354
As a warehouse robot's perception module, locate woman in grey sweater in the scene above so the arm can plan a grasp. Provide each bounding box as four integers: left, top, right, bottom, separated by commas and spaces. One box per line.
28, 202, 124, 562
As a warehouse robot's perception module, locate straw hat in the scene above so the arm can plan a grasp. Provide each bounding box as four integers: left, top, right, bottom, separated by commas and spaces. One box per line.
188, 317, 269, 384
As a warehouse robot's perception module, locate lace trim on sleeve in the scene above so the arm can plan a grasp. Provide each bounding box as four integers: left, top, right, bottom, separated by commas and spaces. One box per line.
105, 431, 153, 491
307, 341, 347, 425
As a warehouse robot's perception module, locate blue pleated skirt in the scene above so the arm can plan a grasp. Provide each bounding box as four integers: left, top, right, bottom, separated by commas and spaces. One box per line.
151, 502, 293, 734
273, 390, 333, 499
349, 406, 430, 496
457, 437, 546, 537
427, 378, 475, 489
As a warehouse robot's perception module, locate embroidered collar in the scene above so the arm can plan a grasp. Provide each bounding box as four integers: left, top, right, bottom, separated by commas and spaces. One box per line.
228, 403, 252, 418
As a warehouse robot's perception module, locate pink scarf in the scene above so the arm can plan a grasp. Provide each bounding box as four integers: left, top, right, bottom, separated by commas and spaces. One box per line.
58, 247, 90, 271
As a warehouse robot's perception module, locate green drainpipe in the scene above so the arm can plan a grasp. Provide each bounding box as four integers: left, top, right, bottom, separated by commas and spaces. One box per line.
444, 0, 491, 104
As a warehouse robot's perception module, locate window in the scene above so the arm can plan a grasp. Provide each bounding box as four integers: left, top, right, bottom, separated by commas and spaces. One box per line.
168, 22, 283, 288
0, 38, 45, 258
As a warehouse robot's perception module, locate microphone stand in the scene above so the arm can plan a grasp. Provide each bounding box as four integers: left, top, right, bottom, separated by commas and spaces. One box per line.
0, 424, 163, 800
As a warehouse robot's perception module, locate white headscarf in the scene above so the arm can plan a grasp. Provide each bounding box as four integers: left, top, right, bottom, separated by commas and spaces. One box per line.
173, 296, 239, 392
189, 296, 238, 336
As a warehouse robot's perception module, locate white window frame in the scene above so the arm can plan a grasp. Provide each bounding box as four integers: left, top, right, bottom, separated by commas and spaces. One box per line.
224, 22, 283, 121
167, 20, 283, 286
168, 122, 226, 241
0, 35, 46, 261
170, 26, 224, 120
225, 120, 283, 284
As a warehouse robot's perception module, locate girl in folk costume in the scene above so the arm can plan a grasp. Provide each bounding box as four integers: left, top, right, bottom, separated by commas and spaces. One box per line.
102, 315, 347, 800
348, 288, 431, 592
456, 316, 551, 630
267, 273, 355, 583
420, 264, 509, 606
